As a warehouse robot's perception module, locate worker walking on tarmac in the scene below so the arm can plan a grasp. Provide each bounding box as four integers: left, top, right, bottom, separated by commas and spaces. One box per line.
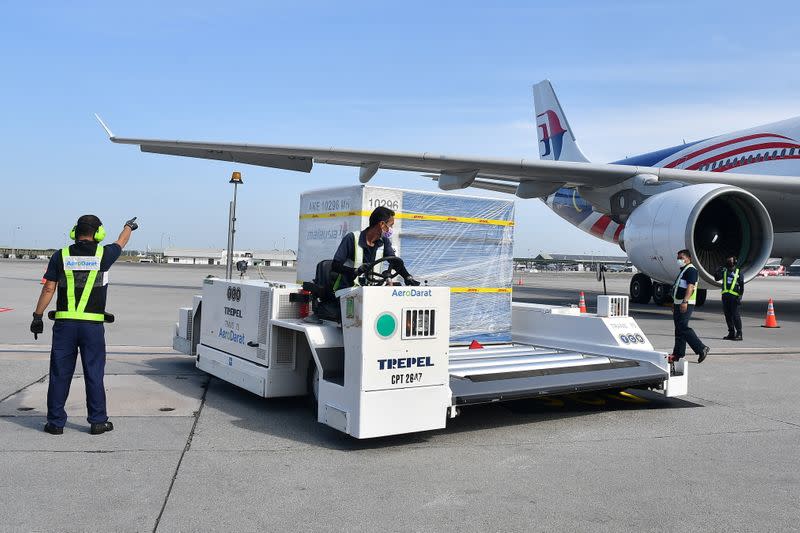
30, 215, 138, 435
714, 256, 744, 341
332, 206, 419, 288
669, 249, 710, 364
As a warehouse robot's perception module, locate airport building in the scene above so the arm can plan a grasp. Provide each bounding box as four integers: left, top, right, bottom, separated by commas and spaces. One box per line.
514, 253, 634, 272
163, 248, 296, 267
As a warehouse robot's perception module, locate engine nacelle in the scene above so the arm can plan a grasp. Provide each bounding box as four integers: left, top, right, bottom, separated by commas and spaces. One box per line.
623, 184, 773, 286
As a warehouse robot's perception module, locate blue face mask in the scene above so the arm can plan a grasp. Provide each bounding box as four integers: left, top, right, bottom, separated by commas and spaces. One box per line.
382, 228, 393, 239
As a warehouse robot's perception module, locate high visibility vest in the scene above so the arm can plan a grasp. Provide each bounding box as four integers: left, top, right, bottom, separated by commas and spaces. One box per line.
672, 263, 699, 304
333, 231, 384, 290
721, 267, 741, 297
55, 246, 106, 321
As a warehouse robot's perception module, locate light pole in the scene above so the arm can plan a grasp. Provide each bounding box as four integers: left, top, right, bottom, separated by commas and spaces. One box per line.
160, 233, 175, 263
226, 171, 243, 280
11, 225, 21, 259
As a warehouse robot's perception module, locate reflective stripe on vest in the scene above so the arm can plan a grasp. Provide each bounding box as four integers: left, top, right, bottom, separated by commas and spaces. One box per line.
721, 267, 741, 296
672, 263, 699, 304
333, 231, 384, 290
55, 246, 105, 321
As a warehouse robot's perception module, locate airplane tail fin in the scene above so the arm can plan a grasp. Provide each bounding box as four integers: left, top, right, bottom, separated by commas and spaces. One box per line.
533, 80, 590, 162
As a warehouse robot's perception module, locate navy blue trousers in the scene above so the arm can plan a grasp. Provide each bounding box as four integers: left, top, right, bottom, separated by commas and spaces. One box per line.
46, 320, 108, 427
722, 293, 743, 336
672, 305, 706, 358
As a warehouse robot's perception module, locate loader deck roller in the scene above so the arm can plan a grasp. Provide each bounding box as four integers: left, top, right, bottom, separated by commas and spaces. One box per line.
447, 344, 667, 406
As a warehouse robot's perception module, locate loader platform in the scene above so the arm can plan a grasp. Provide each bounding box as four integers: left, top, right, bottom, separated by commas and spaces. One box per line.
448, 343, 666, 405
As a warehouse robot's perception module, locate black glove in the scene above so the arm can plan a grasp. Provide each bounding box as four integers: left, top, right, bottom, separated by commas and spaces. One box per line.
125, 217, 138, 231
355, 264, 371, 276
404, 276, 421, 286
30, 313, 44, 340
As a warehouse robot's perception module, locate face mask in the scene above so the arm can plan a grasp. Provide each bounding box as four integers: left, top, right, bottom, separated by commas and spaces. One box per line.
382, 228, 393, 239
677, 259, 685, 267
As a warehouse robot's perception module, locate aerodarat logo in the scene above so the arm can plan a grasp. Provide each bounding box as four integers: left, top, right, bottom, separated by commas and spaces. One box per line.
218, 328, 245, 344
391, 288, 432, 297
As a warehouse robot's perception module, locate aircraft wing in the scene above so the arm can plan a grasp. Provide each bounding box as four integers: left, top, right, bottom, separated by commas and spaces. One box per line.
102, 126, 800, 196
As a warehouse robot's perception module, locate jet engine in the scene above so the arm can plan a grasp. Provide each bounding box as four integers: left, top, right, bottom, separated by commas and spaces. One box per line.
622, 184, 773, 287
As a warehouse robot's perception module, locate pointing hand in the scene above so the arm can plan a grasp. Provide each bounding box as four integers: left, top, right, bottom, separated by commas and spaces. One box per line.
125, 217, 138, 231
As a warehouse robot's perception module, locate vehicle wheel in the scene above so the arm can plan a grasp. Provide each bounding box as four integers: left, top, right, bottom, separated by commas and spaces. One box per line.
630, 273, 653, 304
652, 282, 669, 305
695, 288, 707, 307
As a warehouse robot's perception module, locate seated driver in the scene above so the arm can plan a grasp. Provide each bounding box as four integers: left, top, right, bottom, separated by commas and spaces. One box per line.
332, 206, 419, 289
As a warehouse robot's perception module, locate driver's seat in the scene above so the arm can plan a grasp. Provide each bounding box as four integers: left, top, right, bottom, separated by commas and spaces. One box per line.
301, 260, 342, 322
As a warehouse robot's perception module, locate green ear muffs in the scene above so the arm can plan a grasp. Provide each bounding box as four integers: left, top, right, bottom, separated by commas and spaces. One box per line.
70, 224, 106, 242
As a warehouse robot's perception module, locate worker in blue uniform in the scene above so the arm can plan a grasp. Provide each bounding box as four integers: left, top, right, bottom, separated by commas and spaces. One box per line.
714, 256, 744, 341
30, 215, 138, 435
668, 249, 710, 364
332, 206, 419, 288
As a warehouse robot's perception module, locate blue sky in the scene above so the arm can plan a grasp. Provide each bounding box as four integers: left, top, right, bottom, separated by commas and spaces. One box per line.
2, 1, 798, 255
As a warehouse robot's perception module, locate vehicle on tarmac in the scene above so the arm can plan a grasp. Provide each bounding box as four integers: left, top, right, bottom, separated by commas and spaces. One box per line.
172, 228, 687, 439
758, 265, 786, 277
166, 185, 686, 439
99, 80, 800, 307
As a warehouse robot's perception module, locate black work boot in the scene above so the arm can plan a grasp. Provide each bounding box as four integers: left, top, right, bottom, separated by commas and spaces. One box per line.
90, 421, 114, 435
43, 422, 63, 435
698, 346, 710, 363
734, 334, 743, 341
723, 333, 735, 340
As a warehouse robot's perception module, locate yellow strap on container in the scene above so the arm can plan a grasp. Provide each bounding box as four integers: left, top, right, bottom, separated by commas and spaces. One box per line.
450, 287, 512, 293
299, 210, 514, 227
300, 210, 364, 219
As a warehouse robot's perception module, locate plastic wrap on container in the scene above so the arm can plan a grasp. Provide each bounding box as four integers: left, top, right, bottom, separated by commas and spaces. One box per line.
398, 192, 514, 343
297, 186, 514, 343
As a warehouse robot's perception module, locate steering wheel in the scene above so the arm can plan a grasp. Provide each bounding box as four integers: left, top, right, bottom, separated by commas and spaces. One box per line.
359, 256, 405, 286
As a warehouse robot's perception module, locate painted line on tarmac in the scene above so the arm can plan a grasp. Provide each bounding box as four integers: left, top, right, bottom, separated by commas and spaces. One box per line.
0, 344, 174, 353
698, 349, 800, 357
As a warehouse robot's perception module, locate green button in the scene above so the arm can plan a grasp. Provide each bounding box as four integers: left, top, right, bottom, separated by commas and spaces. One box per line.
375, 313, 396, 338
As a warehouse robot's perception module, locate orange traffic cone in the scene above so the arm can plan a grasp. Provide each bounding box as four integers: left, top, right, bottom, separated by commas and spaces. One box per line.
762, 298, 780, 328
578, 291, 587, 313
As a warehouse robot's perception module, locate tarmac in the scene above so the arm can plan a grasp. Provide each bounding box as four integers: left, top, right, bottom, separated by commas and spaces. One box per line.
1, 260, 799, 532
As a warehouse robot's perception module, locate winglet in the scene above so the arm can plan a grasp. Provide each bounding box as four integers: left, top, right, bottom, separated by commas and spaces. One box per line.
94, 113, 115, 139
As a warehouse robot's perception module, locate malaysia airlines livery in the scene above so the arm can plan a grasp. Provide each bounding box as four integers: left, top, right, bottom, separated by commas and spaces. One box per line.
98, 81, 800, 305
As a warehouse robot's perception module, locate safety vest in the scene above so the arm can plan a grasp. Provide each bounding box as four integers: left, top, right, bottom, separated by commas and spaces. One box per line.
333, 231, 384, 290
55, 246, 106, 321
721, 267, 741, 297
672, 263, 699, 304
